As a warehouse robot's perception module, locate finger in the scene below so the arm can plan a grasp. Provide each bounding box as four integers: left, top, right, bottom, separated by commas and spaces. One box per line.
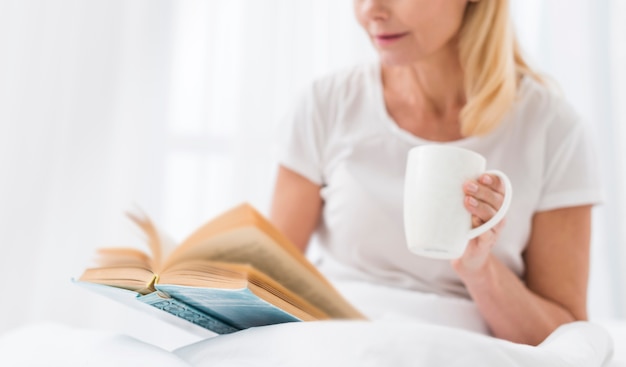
465, 194, 498, 223
463, 179, 504, 213
471, 214, 483, 228
475, 217, 506, 250
479, 174, 504, 195
480, 217, 507, 246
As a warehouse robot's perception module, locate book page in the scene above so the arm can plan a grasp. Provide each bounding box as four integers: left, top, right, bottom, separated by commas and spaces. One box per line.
127, 212, 163, 271
126, 212, 177, 273
78, 266, 155, 293
164, 226, 364, 319
168, 204, 324, 282
91, 247, 151, 268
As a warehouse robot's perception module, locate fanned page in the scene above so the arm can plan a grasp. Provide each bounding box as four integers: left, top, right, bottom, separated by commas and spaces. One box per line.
78, 247, 155, 293
91, 247, 152, 268
163, 204, 365, 319
79, 266, 155, 293
80, 213, 176, 293
166, 204, 322, 281
126, 211, 178, 274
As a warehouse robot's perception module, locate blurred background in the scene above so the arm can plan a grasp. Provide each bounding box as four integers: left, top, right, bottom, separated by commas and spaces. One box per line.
0, 0, 624, 350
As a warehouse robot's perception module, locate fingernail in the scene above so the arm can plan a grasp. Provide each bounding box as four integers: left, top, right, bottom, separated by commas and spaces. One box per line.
481, 175, 493, 185
466, 182, 478, 193
468, 197, 479, 207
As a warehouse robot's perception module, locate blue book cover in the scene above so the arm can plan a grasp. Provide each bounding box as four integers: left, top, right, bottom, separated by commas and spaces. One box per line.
154, 284, 302, 330
138, 291, 239, 334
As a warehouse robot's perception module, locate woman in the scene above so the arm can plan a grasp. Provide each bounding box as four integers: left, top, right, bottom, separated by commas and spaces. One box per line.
270, 0, 601, 346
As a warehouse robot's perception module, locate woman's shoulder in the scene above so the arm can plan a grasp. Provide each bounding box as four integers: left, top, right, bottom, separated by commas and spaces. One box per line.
513, 75, 583, 134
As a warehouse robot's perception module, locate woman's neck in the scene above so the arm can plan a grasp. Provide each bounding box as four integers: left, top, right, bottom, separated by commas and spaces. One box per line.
379, 42, 468, 142
381, 44, 466, 119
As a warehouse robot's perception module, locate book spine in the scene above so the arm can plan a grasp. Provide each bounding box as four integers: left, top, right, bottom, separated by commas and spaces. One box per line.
139, 292, 239, 334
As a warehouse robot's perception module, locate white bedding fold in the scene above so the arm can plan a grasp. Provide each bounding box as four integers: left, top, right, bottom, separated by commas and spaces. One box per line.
173, 320, 614, 367
0, 323, 192, 367
0, 320, 616, 367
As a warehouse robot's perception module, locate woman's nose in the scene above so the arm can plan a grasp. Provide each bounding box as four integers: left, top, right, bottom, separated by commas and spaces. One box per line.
356, 0, 391, 22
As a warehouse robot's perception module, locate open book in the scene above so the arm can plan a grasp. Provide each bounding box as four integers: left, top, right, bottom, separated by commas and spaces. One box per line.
77, 203, 365, 335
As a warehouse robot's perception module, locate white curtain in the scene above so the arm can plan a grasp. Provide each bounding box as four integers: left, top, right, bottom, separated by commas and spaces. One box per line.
0, 0, 198, 349
510, 0, 626, 320
0, 0, 623, 349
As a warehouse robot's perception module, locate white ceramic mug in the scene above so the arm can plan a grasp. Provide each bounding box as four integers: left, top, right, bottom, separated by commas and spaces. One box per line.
403, 145, 512, 259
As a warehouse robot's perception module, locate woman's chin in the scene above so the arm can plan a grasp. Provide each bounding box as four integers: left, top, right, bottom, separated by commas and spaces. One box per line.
377, 52, 418, 67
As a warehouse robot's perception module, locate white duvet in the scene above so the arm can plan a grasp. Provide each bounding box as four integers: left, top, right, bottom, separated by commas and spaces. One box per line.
0, 280, 620, 367
0, 320, 617, 367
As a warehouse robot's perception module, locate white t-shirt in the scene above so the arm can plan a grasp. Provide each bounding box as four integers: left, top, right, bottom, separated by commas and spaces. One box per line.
278, 63, 603, 302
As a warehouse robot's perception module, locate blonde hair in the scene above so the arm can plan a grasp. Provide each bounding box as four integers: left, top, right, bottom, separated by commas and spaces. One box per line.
458, 0, 543, 136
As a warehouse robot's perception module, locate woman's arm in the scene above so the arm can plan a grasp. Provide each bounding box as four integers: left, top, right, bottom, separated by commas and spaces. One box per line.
269, 166, 323, 253
457, 175, 591, 345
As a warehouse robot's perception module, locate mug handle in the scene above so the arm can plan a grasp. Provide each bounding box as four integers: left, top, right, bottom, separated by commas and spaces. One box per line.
467, 170, 512, 239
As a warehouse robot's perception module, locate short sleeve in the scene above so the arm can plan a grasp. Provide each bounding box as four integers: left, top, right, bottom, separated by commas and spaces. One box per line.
536, 105, 604, 211
275, 85, 327, 186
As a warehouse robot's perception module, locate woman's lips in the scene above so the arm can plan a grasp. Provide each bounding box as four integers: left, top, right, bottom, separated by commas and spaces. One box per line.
374, 32, 409, 46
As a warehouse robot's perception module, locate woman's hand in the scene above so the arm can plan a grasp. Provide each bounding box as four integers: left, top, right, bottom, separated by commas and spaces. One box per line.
452, 173, 507, 275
